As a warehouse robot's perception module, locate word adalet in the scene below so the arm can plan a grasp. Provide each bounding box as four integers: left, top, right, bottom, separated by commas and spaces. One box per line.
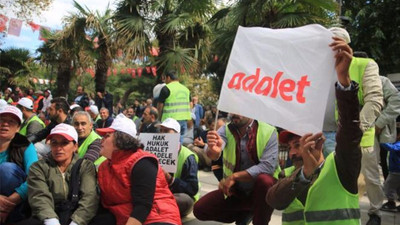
227, 68, 311, 103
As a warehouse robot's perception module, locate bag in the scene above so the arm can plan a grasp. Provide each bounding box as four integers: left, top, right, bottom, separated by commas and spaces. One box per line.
55, 158, 84, 225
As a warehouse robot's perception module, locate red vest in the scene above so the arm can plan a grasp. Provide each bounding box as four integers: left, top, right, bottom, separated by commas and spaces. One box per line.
98, 149, 181, 225
33, 95, 44, 112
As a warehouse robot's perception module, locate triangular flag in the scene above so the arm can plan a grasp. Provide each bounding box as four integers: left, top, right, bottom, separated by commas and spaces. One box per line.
131, 68, 136, 78
151, 66, 157, 77
8, 18, 22, 36
0, 14, 9, 32
137, 67, 143, 77
28, 21, 41, 32
145, 67, 151, 74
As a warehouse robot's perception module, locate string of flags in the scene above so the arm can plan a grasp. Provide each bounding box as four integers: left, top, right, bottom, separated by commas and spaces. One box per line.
75, 66, 158, 78
0, 14, 50, 40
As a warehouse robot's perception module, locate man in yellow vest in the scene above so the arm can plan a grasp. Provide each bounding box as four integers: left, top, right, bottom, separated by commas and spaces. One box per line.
266, 36, 363, 225
72, 111, 102, 163
159, 118, 199, 218
17, 97, 45, 137
328, 27, 384, 225
157, 71, 192, 142
193, 114, 279, 225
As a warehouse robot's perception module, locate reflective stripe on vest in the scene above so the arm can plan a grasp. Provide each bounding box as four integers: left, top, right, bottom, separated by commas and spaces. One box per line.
174, 146, 200, 201
19, 115, 45, 136
282, 154, 360, 225
78, 131, 101, 158
162, 82, 191, 121
223, 121, 280, 179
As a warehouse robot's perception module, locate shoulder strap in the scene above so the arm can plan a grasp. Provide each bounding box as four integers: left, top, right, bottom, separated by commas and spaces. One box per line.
68, 158, 84, 204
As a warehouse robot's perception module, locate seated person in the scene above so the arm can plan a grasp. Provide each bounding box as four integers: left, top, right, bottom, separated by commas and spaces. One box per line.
266, 37, 363, 224
17, 124, 99, 225
159, 118, 199, 217
0, 106, 38, 224
96, 114, 181, 225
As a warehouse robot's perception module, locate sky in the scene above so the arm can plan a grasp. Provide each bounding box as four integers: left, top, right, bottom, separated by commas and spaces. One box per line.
2, 0, 117, 54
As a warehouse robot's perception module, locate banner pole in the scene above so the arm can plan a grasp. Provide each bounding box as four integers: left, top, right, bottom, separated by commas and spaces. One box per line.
214, 110, 219, 131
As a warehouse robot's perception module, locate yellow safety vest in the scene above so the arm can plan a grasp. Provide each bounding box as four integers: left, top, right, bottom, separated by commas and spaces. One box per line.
223, 121, 281, 179
174, 146, 200, 201
281, 154, 360, 225
19, 115, 45, 136
162, 82, 191, 121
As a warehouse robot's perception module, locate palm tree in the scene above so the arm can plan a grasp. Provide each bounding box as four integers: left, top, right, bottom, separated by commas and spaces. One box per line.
0, 47, 37, 90
113, 0, 216, 78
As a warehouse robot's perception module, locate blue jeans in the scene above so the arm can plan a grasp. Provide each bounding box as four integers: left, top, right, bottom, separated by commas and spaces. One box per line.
323, 131, 336, 158
0, 162, 28, 223
178, 120, 188, 143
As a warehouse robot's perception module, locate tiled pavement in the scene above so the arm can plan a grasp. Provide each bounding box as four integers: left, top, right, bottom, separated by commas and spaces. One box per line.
182, 170, 400, 225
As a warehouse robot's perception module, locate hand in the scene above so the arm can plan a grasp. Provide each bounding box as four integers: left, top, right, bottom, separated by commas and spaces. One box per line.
299, 133, 325, 178
0, 195, 15, 213
194, 137, 205, 147
162, 169, 173, 185
218, 175, 236, 196
329, 37, 353, 87
206, 131, 223, 154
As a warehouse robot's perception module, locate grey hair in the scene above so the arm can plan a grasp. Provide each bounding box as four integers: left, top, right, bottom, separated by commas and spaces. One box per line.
114, 131, 144, 151
72, 111, 93, 124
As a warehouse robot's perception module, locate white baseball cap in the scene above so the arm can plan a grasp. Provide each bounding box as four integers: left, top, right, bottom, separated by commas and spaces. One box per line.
96, 113, 137, 138
329, 27, 351, 44
70, 104, 81, 110
0, 99, 7, 110
46, 123, 78, 143
0, 105, 23, 125
88, 105, 99, 115
158, 118, 180, 133
17, 97, 33, 110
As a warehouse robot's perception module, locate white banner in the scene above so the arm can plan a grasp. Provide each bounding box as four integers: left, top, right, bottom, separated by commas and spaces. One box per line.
218, 24, 336, 135
139, 133, 180, 173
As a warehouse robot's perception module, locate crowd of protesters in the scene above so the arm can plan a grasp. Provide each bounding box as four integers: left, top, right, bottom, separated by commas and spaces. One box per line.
1, 27, 400, 225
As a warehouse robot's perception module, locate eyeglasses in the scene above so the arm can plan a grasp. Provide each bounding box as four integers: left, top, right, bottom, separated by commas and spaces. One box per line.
0, 118, 19, 126
49, 140, 72, 148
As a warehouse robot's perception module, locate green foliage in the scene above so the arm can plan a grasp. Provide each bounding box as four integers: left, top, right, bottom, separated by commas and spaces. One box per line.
182, 74, 219, 107
342, 0, 400, 75
1, 0, 53, 20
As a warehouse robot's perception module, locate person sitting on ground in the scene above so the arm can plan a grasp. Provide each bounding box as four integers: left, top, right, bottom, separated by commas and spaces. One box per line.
96, 114, 181, 225
72, 111, 103, 164
158, 118, 199, 217
139, 106, 160, 134
127, 106, 141, 132
17, 124, 99, 225
16, 97, 45, 137
193, 112, 279, 225
96, 107, 113, 129
0, 106, 38, 224
266, 36, 363, 225
27, 97, 71, 144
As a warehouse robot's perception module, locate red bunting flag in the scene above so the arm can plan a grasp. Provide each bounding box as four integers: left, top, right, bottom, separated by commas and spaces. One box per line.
8, 18, 23, 36
28, 21, 41, 32
131, 69, 136, 78
127, 68, 132, 74
120, 68, 126, 74
39, 26, 50, 41
137, 67, 143, 77
145, 67, 151, 74
107, 68, 111, 76
151, 66, 157, 77
113, 68, 117, 76
0, 14, 8, 32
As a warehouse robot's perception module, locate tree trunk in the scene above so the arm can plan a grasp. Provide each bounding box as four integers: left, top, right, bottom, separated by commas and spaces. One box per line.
56, 54, 72, 97
120, 86, 135, 107
95, 40, 112, 93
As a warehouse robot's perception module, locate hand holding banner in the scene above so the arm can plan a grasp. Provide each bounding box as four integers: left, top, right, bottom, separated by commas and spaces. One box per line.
218, 24, 336, 135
